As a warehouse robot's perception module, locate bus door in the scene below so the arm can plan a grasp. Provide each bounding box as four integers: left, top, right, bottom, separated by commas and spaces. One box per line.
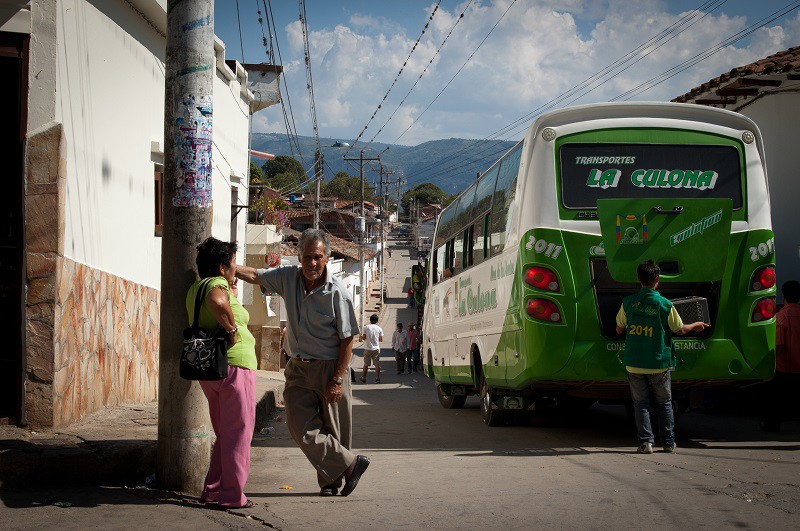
596, 197, 733, 334
597, 198, 733, 282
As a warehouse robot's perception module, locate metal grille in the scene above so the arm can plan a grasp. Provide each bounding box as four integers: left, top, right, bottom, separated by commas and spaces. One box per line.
671, 296, 710, 324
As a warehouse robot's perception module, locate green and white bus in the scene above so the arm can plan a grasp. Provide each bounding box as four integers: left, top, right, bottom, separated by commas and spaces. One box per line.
422, 102, 777, 426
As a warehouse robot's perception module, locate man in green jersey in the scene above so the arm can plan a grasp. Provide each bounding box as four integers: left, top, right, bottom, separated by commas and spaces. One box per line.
615, 261, 707, 454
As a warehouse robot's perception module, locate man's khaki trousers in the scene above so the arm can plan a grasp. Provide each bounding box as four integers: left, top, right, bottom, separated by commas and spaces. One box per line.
283, 358, 357, 488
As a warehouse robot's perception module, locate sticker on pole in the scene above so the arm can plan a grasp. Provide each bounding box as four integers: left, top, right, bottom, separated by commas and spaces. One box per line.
265, 252, 280, 268
173, 94, 213, 208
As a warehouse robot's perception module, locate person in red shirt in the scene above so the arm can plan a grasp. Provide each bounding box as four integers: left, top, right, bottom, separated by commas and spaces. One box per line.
762, 280, 800, 432
407, 324, 420, 373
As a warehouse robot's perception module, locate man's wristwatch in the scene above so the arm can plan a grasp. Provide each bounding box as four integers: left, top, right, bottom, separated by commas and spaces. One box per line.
331, 375, 344, 385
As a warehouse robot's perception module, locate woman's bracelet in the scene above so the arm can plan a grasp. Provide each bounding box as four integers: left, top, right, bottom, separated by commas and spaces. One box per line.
226, 326, 238, 335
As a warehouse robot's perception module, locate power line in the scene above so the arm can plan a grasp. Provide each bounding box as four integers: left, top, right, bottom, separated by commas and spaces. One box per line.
235, 0, 245, 63
402, 0, 729, 184
256, 0, 301, 160
406, 1, 800, 193
615, 2, 800, 101
343, 0, 443, 157
299, 0, 320, 153
361, 0, 476, 150
262, 0, 307, 165
385, 0, 519, 151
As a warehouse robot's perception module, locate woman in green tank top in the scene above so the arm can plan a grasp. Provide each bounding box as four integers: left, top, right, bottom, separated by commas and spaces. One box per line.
187, 238, 257, 509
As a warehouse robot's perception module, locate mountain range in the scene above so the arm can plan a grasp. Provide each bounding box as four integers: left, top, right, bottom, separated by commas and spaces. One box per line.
250, 133, 517, 195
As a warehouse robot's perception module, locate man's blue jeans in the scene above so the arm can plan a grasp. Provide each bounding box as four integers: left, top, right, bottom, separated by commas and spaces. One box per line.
627, 370, 674, 446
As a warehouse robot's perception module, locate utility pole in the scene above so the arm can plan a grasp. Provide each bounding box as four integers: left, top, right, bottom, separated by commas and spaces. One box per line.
313, 149, 323, 229
159, 0, 214, 494
378, 165, 384, 304
343, 151, 380, 329
378, 167, 394, 304
396, 178, 404, 226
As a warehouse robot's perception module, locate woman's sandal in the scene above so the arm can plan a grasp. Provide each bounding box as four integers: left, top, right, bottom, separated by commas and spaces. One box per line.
219, 499, 254, 510
359, 376, 366, 383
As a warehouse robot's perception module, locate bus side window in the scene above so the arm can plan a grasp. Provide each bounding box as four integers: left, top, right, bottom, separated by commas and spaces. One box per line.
473, 213, 489, 266
446, 239, 455, 272
453, 231, 464, 273
490, 145, 522, 256
466, 225, 474, 268
434, 244, 446, 284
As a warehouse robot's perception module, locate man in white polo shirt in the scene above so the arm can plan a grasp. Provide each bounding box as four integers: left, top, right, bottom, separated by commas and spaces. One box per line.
360, 314, 384, 384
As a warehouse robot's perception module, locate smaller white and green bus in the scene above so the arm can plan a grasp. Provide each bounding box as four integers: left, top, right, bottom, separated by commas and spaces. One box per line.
422, 102, 777, 426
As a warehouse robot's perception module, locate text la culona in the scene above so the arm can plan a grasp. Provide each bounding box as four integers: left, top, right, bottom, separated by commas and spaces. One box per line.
586, 168, 719, 190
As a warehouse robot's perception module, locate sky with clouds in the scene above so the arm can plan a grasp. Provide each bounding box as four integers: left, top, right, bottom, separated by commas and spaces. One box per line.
214, 0, 800, 147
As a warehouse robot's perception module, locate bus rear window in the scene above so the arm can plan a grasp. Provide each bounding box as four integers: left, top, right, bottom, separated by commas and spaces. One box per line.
559, 143, 743, 210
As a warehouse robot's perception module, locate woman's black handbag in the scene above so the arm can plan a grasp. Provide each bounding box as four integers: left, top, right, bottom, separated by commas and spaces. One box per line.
180, 278, 229, 381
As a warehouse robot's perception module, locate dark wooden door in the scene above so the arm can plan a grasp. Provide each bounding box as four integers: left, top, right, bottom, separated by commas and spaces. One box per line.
0, 32, 28, 424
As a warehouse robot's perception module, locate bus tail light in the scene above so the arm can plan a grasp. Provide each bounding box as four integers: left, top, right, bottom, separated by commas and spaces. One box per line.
751, 266, 776, 291
751, 298, 777, 322
526, 299, 562, 323
525, 266, 560, 292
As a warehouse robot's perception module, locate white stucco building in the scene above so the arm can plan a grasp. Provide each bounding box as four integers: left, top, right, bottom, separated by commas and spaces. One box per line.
1, 0, 273, 427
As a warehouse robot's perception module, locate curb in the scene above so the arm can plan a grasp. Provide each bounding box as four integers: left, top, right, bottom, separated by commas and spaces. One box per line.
0, 376, 285, 489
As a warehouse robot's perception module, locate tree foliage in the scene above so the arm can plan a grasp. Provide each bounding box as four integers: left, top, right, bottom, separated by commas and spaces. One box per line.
401, 182, 449, 216
322, 171, 377, 202
249, 161, 264, 183
261, 155, 305, 192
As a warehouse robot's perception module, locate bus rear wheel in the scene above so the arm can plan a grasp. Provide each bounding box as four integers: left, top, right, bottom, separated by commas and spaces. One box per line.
436, 382, 466, 409
479, 374, 509, 427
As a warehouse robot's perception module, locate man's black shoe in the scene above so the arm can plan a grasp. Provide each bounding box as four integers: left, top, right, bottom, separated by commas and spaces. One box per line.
319, 486, 338, 496
340, 455, 370, 497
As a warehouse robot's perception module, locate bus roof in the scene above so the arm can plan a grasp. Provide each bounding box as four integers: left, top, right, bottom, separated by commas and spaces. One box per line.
528, 101, 762, 138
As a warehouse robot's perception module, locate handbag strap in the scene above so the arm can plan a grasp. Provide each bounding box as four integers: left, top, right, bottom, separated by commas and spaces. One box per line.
191, 277, 216, 328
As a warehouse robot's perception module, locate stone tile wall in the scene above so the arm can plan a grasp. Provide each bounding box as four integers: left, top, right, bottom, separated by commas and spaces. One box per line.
24, 122, 66, 427
52, 258, 160, 426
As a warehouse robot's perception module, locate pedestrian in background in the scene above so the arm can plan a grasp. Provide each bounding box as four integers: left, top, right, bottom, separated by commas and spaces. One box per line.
235, 229, 370, 497
392, 323, 409, 375
189, 238, 257, 509
360, 314, 384, 384
407, 323, 420, 373
762, 280, 800, 432
615, 260, 707, 454
408, 287, 415, 308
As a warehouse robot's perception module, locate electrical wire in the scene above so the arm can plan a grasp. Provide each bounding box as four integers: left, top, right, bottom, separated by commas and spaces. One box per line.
262, 0, 307, 165
235, 0, 245, 63
362, 0, 475, 150
614, 2, 800, 100
256, 0, 300, 160
300, 0, 321, 154
385, 0, 519, 151
402, 0, 730, 184
405, 1, 799, 192
343, 0, 444, 157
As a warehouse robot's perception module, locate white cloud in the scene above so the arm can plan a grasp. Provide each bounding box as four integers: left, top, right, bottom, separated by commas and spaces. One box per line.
254, 1, 800, 145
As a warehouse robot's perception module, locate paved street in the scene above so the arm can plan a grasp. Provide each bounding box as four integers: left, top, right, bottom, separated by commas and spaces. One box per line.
3, 237, 800, 530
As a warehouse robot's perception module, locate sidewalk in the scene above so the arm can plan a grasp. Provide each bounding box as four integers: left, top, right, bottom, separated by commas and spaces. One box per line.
0, 370, 285, 489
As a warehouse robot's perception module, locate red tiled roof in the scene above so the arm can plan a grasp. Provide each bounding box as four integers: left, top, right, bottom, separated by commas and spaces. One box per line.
284, 208, 315, 219
281, 230, 377, 262
673, 45, 800, 103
